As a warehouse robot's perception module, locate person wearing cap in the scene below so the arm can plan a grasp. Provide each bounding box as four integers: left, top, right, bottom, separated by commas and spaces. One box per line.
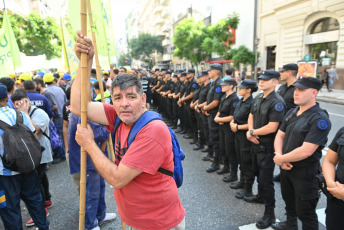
274, 63, 299, 182
43, 73, 67, 163
196, 69, 212, 152
272, 77, 331, 230
190, 75, 203, 148
119, 67, 127, 74
18, 73, 33, 88
0, 84, 50, 230
202, 63, 224, 172
245, 70, 286, 229
176, 72, 188, 134
230, 80, 258, 199
0, 77, 15, 109
181, 68, 197, 141
58, 73, 72, 91
160, 70, 174, 125
102, 70, 111, 91
213, 78, 239, 177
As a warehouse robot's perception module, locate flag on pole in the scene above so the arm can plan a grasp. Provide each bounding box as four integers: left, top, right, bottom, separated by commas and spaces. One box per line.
60, 18, 79, 72
0, 11, 22, 78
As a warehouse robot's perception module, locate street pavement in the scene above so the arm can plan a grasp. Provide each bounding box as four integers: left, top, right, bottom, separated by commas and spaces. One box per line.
1, 86, 344, 230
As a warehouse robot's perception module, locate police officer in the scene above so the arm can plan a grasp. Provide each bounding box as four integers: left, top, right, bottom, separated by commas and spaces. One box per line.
274, 63, 298, 182
169, 73, 181, 129
245, 70, 286, 229
160, 70, 174, 125
190, 76, 203, 146
196, 69, 212, 153
203, 63, 224, 173
214, 77, 239, 177
181, 68, 197, 141
323, 127, 344, 230
176, 72, 188, 134
272, 77, 331, 230
230, 80, 258, 199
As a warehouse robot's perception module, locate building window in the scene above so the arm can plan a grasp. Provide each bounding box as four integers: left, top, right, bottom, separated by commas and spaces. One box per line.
310, 18, 339, 34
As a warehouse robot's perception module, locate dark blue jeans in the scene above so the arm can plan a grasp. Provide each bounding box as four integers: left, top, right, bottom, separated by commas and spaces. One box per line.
85, 170, 106, 230
0, 171, 49, 230
54, 122, 66, 159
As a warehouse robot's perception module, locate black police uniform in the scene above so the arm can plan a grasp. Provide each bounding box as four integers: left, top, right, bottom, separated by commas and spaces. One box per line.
151, 76, 158, 107
191, 83, 203, 146
161, 80, 170, 117
167, 79, 176, 124
233, 95, 254, 196
172, 79, 182, 128
198, 82, 211, 151
177, 80, 187, 133
249, 90, 285, 209
277, 83, 296, 112
277, 103, 330, 229
218, 92, 239, 175
206, 77, 224, 170
326, 127, 344, 230
184, 78, 198, 139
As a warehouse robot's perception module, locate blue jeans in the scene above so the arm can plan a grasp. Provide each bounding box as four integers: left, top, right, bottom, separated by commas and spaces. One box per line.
0, 171, 49, 230
54, 122, 66, 159
329, 77, 335, 90
85, 170, 106, 230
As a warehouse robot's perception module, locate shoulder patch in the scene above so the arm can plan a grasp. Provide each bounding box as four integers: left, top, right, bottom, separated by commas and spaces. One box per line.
233, 101, 239, 108
274, 102, 284, 112
317, 120, 328, 130
192, 83, 197, 89
215, 86, 222, 93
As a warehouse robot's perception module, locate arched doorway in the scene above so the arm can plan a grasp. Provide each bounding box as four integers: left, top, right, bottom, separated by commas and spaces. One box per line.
305, 17, 339, 66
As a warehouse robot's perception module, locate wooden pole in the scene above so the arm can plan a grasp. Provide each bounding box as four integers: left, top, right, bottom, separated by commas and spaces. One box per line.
79, 0, 87, 229
60, 17, 71, 73
87, 0, 116, 163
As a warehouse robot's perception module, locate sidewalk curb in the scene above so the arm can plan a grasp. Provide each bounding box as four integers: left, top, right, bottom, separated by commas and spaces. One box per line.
317, 97, 344, 105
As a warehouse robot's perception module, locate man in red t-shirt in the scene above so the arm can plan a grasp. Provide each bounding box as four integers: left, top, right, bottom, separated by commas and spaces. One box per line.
71, 31, 185, 230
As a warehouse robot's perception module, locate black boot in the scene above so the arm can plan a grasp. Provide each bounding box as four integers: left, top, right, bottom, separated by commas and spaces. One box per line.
235, 182, 253, 199
230, 180, 244, 189
183, 133, 193, 139
175, 128, 183, 133
244, 188, 264, 204
223, 172, 238, 183
189, 137, 198, 144
271, 216, 298, 230
206, 162, 220, 173
216, 166, 230, 175
202, 148, 213, 161
256, 207, 275, 229
201, 145, 210, 152
193, 144, 204, 150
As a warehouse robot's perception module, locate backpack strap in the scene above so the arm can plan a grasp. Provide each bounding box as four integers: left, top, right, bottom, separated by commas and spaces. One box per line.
15, 110, 23, 125
28, 107, 50, 140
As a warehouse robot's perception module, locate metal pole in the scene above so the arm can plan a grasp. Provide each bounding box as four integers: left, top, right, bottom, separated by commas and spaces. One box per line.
3, 0, 6, 11
253, 0, 258, 81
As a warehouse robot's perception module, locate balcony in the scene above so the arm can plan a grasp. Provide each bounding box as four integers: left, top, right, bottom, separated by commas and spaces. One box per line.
163, 54, 171, 61
162, 39, 170, 47
153, 6, 163, 15
160, 0, 169, 6
161, 9, 170, 19
154, 18, 165, 26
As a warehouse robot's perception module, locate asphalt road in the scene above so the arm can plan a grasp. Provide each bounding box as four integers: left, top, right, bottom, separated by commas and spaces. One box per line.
1, 101, 343, 230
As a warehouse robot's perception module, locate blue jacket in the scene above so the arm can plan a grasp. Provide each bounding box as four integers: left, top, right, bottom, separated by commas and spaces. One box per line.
26, 91, 54, 118
68, 113, 109, 174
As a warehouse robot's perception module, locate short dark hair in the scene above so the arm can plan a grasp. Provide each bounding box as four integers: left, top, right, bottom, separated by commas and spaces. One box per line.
225, 68, 233, 76
113, 69, 119, 75
94, 80, 106, 90
111, 74, 143, 95
290, 70, 298, 77
33, 78, 45, 88
65, 86, 71, 100
23, 80, 36, 91
0, 77, 15, 92
11, 88, 28, 102
120, 67, 127, 72
53, 73, 60, 79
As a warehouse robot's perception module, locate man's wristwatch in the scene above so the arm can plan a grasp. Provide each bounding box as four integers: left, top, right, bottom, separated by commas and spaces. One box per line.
249, 129, 254, 136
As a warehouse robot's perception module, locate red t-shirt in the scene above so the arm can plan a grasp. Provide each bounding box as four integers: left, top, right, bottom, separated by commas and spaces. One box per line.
104, 104, 185, 230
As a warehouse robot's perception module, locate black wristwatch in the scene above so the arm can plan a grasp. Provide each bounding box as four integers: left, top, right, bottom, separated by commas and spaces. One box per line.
249, 129, 254, 136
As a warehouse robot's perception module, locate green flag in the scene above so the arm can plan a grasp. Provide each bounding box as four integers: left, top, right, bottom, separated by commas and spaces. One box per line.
0, 11, 22, 78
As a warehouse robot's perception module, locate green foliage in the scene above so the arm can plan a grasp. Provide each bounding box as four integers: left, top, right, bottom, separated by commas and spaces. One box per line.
230, 45, 257, 68
128, 33, 163, 60
173, 18, 210, 66
0, 12, 62, 60
118, 53, 132, 66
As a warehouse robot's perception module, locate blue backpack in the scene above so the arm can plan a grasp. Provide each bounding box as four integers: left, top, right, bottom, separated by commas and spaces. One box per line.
114, 111, 184, 188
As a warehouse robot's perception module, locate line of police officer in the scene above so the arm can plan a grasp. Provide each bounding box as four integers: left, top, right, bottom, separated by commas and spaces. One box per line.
150, 63, 331, 230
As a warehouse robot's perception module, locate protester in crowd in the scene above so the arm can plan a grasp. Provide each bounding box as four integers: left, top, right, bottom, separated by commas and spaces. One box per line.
94, 80, 112, 104
23, 80, 54, 119
0, 77, 15, 108
18, 73, 33, 88
0, 83, 49, 230
11, 89, 54, 227
72, 31, 185, 229
102, 70, 112, 91
322, 127, 344, 230
119, 67, 127, 74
